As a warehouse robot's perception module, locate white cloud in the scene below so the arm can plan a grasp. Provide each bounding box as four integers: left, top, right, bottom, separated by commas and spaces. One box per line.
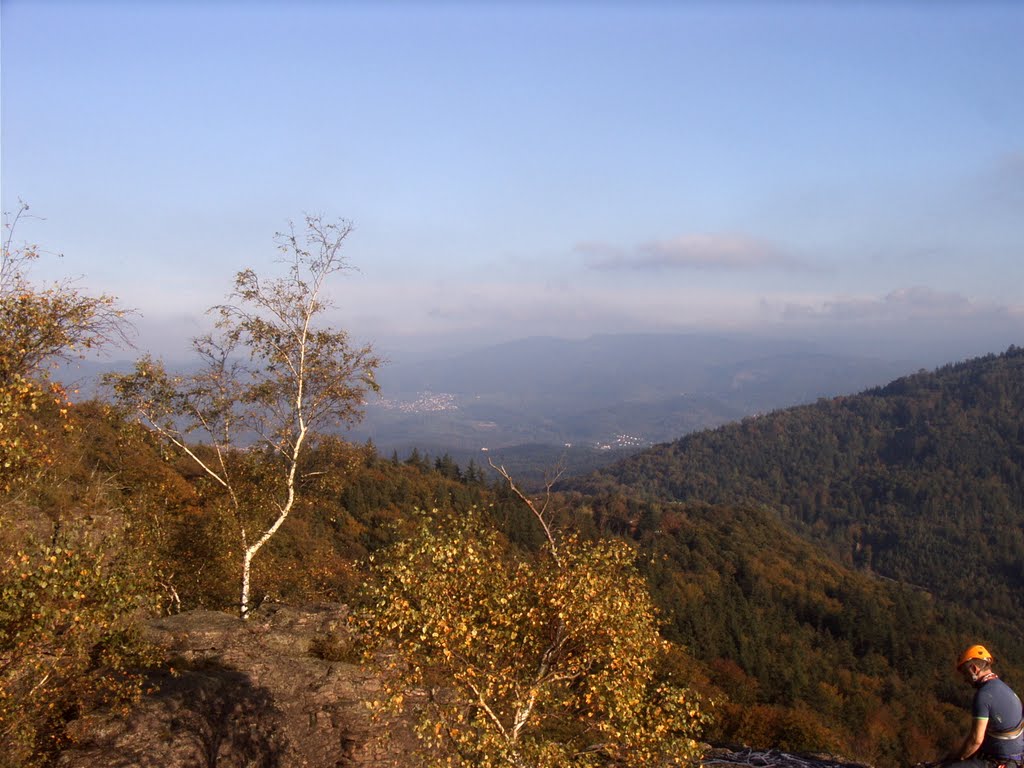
776, 286, 1020, 325
578, 233, 817, 272
128, 272, 1024, 367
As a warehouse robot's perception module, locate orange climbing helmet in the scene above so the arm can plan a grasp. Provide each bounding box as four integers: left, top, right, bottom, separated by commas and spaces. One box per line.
957, 644, 994, 670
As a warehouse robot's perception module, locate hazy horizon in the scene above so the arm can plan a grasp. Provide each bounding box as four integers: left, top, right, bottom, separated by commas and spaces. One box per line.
3, 2, 1022, 367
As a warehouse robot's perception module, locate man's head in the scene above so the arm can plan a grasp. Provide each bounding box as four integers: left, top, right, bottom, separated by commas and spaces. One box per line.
958, 644, 994, 682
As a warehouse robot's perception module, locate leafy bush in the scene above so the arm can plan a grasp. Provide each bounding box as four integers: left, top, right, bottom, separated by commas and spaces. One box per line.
359, 508, 710, 767
0, 543, 158, 767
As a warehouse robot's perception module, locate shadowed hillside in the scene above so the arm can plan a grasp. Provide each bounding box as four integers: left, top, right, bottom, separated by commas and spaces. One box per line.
572, 346, 1024, 627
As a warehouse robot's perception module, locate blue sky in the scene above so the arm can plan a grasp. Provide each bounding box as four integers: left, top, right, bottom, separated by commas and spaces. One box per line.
3, 1, 1022, 364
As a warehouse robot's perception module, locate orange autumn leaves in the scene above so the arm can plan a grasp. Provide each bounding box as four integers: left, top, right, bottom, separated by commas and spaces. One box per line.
359, 509, 711, 767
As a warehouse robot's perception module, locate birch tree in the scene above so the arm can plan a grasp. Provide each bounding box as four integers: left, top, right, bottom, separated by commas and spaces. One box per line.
359, 465, 711, 766
108, 215, 380, 618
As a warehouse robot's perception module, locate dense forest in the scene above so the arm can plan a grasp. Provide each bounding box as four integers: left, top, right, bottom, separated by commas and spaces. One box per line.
563, 346, 1024, 763
571, 346, 1024, 625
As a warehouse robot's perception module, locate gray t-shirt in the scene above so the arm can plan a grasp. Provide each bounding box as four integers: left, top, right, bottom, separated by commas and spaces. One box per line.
974, 677, 1024, 758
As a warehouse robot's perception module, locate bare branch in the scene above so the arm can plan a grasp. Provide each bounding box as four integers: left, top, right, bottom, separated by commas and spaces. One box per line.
487, 456, 563, 567
466, 680, 511, 742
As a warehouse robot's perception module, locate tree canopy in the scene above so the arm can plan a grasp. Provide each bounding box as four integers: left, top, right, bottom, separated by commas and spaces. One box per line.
359, 508, 710, 767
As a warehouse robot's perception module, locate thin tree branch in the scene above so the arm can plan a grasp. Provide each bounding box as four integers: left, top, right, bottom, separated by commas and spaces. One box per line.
487, 457, 564, 567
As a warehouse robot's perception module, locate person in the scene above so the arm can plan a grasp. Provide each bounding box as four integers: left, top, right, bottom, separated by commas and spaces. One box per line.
943, 645, 1024, 768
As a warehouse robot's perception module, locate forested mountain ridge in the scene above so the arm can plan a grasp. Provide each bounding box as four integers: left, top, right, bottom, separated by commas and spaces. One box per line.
571, 345, 1024, 627
7, 359, 1020, 767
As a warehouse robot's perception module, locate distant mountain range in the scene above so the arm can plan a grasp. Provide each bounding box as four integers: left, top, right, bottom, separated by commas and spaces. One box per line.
351, 333, 918, 456
61, 332, 925, 464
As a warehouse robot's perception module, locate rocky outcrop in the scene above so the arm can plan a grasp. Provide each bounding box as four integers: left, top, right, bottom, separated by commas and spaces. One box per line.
57, 603, 412, 768
56, 604, 876, 768
703, 747, 872, 768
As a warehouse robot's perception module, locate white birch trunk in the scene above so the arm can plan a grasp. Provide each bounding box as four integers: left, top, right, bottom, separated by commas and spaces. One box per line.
240, 547, 254, 619
238, 503, 293, 619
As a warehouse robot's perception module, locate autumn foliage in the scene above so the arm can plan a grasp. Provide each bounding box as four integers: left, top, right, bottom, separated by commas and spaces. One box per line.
1, 203, 128, 494
359, 508, 711, 766
0, 204, 152, 766
0, 544, 158, 767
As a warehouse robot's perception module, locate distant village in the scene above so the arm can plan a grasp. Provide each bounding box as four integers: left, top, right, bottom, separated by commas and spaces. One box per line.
374, 391, 459, 413
375, 393, 650, 451
593, 434, 648, 450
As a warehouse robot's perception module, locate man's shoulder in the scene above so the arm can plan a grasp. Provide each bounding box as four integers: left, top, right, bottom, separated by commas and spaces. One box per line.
979, 677, 1013, 691
989, 678, 1020, 697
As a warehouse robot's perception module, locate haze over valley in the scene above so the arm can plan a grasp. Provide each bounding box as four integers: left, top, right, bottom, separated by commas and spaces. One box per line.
348, 332, 920, 463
